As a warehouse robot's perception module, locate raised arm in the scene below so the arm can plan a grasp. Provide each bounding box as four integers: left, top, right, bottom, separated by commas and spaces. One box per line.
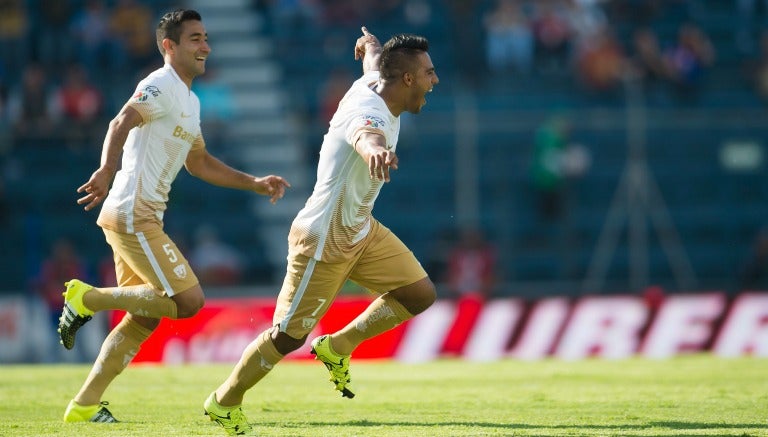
355, 26, 381, 74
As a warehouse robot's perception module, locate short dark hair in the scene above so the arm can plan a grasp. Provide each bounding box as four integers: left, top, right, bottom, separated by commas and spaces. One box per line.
379, 34, 429, 81
156, 9, 202, 55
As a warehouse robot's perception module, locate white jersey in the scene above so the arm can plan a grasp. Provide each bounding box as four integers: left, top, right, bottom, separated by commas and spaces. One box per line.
97, 64, 205, 234
289, 71, 400, 262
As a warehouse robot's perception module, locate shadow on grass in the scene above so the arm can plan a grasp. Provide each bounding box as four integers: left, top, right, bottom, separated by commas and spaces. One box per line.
251, 419, 768, 431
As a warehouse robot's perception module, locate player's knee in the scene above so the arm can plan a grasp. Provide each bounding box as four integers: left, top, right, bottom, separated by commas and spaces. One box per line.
270, 330, 307, 355
393, 277, 436, 315
175, 295, 205, 318
173, 285, 205, 318
126, 314, 161, 331
411, 280, 437, 315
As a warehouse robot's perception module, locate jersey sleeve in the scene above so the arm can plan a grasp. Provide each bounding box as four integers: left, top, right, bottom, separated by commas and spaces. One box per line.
336, 71, 387, 147
191, 134, 205, 151
345, 109, 389, 149
126, 78, 172, 123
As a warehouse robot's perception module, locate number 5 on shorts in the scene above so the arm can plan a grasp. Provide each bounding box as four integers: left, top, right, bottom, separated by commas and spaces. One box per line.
162, 243, 178, 263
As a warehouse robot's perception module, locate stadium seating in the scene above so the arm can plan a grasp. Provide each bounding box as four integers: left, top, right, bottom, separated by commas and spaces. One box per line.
3, 0, 768, 296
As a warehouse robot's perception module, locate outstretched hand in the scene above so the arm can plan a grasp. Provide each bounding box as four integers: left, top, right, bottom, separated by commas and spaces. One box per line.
255, 175, 291, 204
368, 149, 398, 183
77, 167, 114, 211
354, 26, 381, 61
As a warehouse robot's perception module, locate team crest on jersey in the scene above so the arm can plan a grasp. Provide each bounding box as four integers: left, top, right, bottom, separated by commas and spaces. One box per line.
132, 85, 161, 102
302, 318, 317, 329
173, 264, 187, 279
362, 115, 385, 129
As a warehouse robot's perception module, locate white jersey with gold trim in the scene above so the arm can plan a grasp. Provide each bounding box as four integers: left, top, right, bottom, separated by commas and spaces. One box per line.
289, 71, 401, 262
97, 64, 205, 234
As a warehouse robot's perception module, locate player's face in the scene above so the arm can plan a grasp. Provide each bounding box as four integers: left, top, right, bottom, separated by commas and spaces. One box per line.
406, 52, 438, 114
170, 20, 210, 82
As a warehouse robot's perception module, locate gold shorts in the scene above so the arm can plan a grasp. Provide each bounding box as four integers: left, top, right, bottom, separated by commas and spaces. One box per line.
103, 227, 199, 296
273, 220, 427, 338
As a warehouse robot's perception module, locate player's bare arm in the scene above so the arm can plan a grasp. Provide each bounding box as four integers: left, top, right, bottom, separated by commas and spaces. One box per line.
77, 105, 143, 211
354, 131, 398, 182
184, 147, 291, 204
355, 26, 381, 73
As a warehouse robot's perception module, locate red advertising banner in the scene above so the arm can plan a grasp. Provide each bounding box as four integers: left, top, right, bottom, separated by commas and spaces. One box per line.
110, 296, 408, 363
110, 291, 768, 364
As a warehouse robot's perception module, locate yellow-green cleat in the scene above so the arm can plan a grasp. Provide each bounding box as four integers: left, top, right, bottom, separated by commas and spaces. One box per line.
58, 280, 95, 350
310, 335, 355, 398
203, 392, 252, 436
63, 400, 119, 423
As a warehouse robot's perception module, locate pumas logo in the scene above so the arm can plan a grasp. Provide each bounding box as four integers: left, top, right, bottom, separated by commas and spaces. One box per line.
260, 357, 274, 370
173, 264, 187, 279
302, 318, 317, 329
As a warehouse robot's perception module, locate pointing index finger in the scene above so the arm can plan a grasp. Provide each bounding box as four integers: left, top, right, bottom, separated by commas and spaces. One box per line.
361, 26, 370, 36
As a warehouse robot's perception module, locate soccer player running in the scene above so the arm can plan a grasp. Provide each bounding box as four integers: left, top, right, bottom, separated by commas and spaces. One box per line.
58, 9, 290, 423
203, 27, 439, 435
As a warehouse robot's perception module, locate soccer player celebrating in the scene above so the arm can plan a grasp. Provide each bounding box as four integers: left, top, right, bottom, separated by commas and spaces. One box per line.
58, 9, 290, 423
203, 27, 439, 435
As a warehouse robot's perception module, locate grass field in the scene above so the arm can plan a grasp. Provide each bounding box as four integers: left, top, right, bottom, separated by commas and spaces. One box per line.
0, 355, 766, 436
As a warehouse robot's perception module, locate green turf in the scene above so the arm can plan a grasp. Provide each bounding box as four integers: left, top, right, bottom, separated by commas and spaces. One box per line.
0, 355, 766, 436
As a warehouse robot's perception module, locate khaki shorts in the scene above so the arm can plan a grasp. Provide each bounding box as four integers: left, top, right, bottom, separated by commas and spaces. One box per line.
273, 220, 427, 338
103, 227, 199, 296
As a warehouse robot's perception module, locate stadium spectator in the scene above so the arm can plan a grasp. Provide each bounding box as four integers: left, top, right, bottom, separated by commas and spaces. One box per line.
662, 22, 716, 103
447, 0, 486, 83
745, 29, 768, 103
574, 25, 627, 94
109, 0, 156, 70
69, 0, 123, 77
265, 0, 324, 38
403, 0, 431, 28
441, 227, 497, 356
0, 67, 10, 153
0, 179, 7, 226
32, 238, 90, 362
192, 63, 235, 150
204, 28, 439, 435
568, 0, 609, 47
52, 63, 104, 145
190, 225, 245, 286
0, 0, 29, 80
628, 27, 671, 101
529, 115, 571, 221
7, 63, 56, 141
735, 0, 768, 54
531, 0, 573, 74
738, 225, 768, 290
603, 0, 663, 29
96, 252, 117, 287
317, 67, 353, 123
482, 0, 534, 75
445, 227, 497, 301
56, 9, 290, 424
31, 0, 74, 70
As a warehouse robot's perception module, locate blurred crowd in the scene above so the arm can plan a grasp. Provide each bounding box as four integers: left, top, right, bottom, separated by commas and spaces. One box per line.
3, 0, 768, 154
254, 0, 768, 109
0, 0, 175, 152
3, 0, 768, 295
